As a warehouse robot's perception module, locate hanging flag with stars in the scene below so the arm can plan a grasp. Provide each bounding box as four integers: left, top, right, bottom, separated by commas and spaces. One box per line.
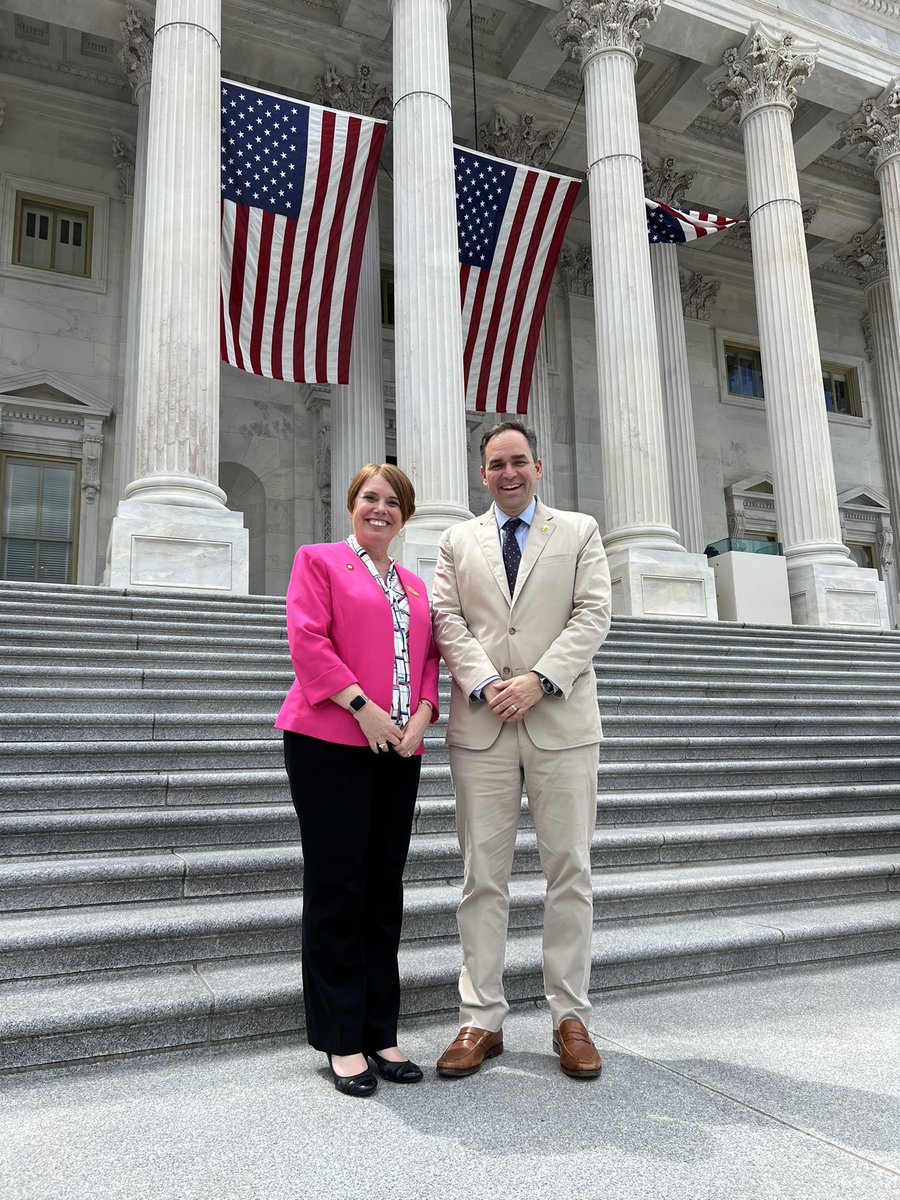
646, 199, 741, 244
455, 146, 580, 414
220, 79, 386, 384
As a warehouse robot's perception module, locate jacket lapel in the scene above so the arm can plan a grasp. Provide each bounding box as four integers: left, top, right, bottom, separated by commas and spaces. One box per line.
477, 507, 512, 604
511, 499, 556, 605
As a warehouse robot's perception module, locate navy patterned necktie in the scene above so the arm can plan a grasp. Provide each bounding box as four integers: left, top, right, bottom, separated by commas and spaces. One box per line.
502, 517, 522, 595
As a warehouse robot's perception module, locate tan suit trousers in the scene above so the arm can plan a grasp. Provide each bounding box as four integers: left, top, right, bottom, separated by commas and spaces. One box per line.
450, 720, 598, 1031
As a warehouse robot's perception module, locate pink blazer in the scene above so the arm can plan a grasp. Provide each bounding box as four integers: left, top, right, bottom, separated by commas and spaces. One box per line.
275, 541, 440, 751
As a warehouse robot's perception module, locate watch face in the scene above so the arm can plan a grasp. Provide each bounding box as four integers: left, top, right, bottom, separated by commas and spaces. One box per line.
350, 695, 367, 712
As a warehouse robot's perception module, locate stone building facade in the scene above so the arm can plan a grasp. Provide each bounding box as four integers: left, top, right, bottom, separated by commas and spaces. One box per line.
1, 0, 899, 627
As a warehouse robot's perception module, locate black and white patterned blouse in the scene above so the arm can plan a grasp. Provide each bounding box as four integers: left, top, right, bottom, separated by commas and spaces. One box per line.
347, 535, 411, 725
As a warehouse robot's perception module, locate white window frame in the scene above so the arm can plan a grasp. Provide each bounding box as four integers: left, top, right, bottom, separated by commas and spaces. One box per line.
715, 327, 871, 428
0, 175, 109, 295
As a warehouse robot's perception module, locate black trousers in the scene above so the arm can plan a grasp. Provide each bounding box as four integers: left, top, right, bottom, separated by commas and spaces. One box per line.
283, 730, 421, 1055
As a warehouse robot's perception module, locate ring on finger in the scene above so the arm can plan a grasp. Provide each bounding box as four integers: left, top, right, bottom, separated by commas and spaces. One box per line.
378, 742, 388, 751
509, 704, 518, 714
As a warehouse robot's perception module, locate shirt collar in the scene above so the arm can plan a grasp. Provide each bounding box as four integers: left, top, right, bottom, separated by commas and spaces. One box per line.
495, 497, 537, 532
347, 534, 395, 571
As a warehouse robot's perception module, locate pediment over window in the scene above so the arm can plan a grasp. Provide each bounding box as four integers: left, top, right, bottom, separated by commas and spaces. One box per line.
727, 473, 775, 499
0, 371, 112, 420
837, 486, 889, 512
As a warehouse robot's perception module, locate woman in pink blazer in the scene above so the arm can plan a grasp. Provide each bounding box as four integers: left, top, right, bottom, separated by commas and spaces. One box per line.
275, 463, 439, 1097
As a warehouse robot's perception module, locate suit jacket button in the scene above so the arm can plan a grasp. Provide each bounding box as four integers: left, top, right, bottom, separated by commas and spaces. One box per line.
509, 627, 516, 634
502, 667, 511, 678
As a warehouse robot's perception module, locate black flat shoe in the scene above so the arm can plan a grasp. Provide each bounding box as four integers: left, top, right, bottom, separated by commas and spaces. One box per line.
365, 1049, 424, 1084
327, 1054, 378, 1097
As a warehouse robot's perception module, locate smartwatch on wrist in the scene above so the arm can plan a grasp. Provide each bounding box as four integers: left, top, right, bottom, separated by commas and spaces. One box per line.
532, 672, 556, 695
349, 694, 368, 714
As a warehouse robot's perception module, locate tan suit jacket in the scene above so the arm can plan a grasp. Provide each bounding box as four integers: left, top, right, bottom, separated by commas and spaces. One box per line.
432, 499, 612, 751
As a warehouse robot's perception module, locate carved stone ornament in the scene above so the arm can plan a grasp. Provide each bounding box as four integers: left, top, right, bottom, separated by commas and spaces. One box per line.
642, 156, 694, 207
314, 63, 391, 121
554, 0, 661, 66
721, 202, 752, 256
860, 311, 874, 362
478, 110, 559, 169
841, 79, 900, 170
679, 268, 721, 321
877, 524, 895, 570
836, 221, 889, 288
120, 5, 153, 99
707, 24, 817, 123
557, 241, 593, 296
81, 433, 103, 503
112, 131, 136, 198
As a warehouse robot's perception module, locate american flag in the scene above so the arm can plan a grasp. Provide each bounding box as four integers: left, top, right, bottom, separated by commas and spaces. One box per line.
646, 199, 740, 243
455, 146, 580, 414
220, 80, 386, 384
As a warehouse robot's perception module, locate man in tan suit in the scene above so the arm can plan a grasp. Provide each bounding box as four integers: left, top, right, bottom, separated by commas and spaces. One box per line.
432, 420, 612, 1079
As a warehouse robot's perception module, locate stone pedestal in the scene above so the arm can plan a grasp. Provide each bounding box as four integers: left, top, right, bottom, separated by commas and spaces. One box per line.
555, 0, 715, 618
710, 551, 792, 624
787, 563, 890, 628
709, 24, 887, 629
392, 0, 471, 574
105, 0, 248, 592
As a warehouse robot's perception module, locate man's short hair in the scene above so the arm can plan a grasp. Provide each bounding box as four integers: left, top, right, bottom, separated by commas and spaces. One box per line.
479, 420, 539, 465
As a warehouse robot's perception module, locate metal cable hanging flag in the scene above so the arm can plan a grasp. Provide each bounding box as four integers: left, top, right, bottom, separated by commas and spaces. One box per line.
219, 78, 386, 384
455, 145, 580, 415
646, 199, 741, 242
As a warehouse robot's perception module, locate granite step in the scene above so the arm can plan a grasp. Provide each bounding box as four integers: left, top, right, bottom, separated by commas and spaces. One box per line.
2, 893, 898, 1071
0, 664, 294, 692
0, 613, 286, 642
0, 688, 287, 716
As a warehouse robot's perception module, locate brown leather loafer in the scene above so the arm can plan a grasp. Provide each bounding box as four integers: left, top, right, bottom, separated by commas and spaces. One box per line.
436, 1026, 503, 1077
552, 1017, 602, 1079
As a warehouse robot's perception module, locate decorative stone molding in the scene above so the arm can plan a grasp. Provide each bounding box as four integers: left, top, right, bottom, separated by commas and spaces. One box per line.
836, 221, 889, 287
0, 47, 124, 90
679, 267, 721, 320
642, 156, 694, 207
0, 98, 5, 132
862, 311, 874, 361
120, 6, 154, 99
708, 24, 817, 123
842, 80, 900, 170
112, 131, 137, 199
721, 203, 753, 256
801, 205, 817, 231
313, 63, 391, 120
478, 110, 559, 169
688, 113, 743, 146
878, 524, 895, 572
554, 0, 660, 66
558, 241, 593, 296
81, 429, 104, 503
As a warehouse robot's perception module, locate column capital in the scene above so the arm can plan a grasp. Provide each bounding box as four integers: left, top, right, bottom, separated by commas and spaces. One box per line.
679, 267, 721, 321
112, 131, 137, 199
478, 110, 560, 168
120, 5, 154, 100
314, 62, 392, 120
554, 0, 660, 69
643, 155, 694, 206
842, 80, 900, 172
836, 220, 889, 287
708, 23, 817, 124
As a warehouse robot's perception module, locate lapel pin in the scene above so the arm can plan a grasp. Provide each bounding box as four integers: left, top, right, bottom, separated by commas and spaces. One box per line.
345, 563, 355, 570
407, 586, 419, 597
541, 524, 550, 532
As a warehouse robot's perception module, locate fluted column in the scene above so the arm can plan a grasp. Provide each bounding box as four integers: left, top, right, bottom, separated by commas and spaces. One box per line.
838, 222, 900, 623
529, 325, 556, 506
115, 5, 153, 500
556, 0, 716, 619
709, 24, 887, 627
650, 244, 704, 552
331, 194, 386, 539
315, 65, 390, 540
392, 0, 470, 578
105, 0, 248, 593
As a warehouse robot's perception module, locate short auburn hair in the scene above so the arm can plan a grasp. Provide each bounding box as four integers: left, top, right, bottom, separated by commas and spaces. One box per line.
346, 464, 417, 523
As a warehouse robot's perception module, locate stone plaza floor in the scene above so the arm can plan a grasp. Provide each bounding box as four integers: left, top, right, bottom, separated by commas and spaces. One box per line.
2, 954, 898, 1200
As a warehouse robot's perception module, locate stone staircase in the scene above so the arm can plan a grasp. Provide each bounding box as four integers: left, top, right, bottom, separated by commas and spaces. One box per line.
2, 580, 900, 1071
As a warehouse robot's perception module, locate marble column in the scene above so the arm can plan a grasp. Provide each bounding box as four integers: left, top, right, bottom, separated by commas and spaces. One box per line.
843, 82, 900, 366
837, 222, 900, 624
644, 157, 705, 554
315, 65, 390, 541
106, 0, 248, 593
391, 0, 470, 581
555, 0, 716, 619
114, 5, 153, 502
709, 24, 887, 628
